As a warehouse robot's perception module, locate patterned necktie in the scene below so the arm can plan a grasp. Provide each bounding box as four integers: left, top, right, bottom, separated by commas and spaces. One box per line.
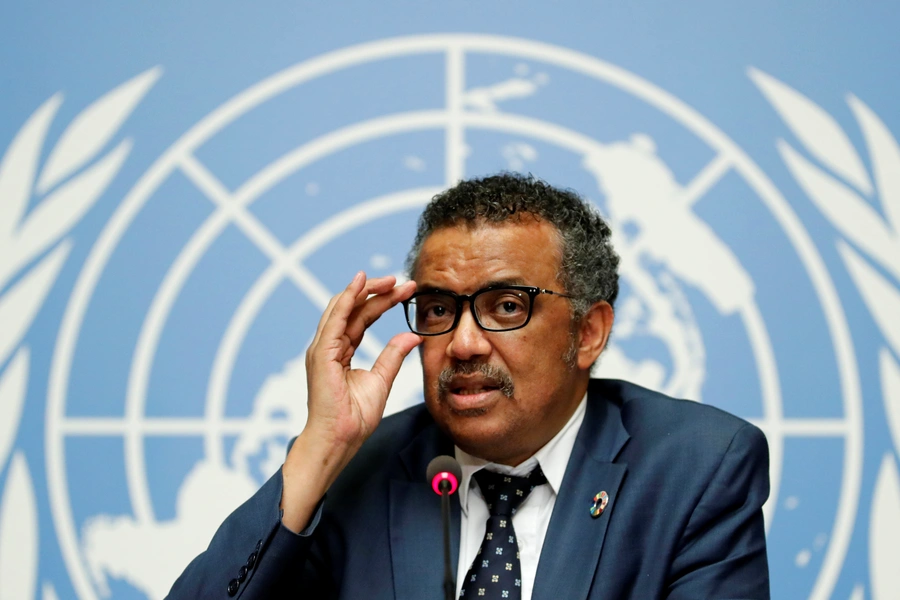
459, 466, 548, 600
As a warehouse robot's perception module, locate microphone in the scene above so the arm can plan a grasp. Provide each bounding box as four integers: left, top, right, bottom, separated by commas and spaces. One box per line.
427, 455, 462, 495
426, 456, 462, 600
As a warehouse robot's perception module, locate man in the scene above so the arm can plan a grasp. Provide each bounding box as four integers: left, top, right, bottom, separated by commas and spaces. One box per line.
167, 174, 770, 599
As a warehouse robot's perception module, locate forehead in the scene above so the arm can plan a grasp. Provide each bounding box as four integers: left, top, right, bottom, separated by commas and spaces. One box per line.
414, 219, 563, 290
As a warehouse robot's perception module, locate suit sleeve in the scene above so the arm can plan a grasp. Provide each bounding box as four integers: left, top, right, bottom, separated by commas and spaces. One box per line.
164, 468, 326, 600
666, 422, 771, 600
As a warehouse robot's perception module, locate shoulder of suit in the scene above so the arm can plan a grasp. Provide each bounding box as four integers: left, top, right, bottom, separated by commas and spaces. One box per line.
589, 378, 764, 451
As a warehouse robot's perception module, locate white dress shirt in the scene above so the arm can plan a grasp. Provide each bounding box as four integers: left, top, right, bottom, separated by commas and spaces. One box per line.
454, 394, 587, 600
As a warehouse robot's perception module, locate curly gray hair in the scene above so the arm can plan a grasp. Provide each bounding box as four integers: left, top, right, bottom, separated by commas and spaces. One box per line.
405, 173, 619, 320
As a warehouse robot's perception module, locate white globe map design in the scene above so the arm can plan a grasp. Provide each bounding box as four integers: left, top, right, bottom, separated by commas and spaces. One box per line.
45, 35, 863, 599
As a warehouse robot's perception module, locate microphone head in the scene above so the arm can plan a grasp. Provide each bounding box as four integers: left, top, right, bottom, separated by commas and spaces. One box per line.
426, 455, 462, 496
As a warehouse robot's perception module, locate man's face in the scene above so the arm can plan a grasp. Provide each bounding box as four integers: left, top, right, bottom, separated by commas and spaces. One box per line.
413, 219, 589, 466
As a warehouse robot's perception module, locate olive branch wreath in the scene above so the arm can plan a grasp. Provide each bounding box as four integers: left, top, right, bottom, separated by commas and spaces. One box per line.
751, 68, 900, 600
0, 68, 159, 600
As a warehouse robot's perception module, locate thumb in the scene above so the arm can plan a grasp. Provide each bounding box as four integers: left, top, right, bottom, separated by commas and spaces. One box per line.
370, 332, 423, 391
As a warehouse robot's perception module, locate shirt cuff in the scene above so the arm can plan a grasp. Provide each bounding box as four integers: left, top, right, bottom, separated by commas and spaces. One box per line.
279, 496, 324, 537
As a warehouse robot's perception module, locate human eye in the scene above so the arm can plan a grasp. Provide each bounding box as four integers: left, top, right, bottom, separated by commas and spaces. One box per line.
482, 289, 528, 322
416, 294, 455, 323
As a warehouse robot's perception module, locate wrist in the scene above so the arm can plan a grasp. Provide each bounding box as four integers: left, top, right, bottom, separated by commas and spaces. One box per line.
279, 429, 356, 532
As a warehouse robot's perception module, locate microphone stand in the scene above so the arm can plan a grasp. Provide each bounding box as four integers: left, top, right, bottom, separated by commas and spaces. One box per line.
439, 479, 455, 600
428, 456, 461, 600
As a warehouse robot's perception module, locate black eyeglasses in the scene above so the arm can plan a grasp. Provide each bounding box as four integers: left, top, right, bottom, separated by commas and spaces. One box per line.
402, 285, 575, 336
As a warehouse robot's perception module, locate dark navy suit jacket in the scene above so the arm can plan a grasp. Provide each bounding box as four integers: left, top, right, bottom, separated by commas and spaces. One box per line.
167, 379, 770, 599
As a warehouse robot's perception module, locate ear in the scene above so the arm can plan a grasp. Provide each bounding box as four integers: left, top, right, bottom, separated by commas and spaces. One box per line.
575, 301, 614, 371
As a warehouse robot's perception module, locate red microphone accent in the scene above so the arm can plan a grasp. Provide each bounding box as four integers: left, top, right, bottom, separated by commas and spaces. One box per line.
431, 471, 459, 496
426, 455, 463, 496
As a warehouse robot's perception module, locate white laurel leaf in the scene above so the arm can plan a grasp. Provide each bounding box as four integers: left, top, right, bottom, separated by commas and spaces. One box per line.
880, 348, 900, 463
0, 348, 28, 471
37, 67, 161, 194
0, 242, 71, 368
0, 94, 63, 242
848, 94, 900, 235
838, 242, 900, 358
870, 453, 900, 600
0, 452, 39, 600
781, 142, 899, 276
8, 140, 131, 282
42, 581, 60, 600
848, 583, 864, 600
750, 68, 873, 195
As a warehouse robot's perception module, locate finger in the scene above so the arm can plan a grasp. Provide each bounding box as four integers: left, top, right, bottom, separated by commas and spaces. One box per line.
311, 272, 365, 354
310, 292, 342, 350
315, 273, 390, 343
344, 280, 416, 344
350, 276, 400, 311
370, 332, 423, 391
355, 275, 397, 300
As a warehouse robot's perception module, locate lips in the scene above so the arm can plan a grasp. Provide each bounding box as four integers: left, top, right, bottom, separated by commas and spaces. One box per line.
450, 378, 500, 396
442, 375, 504, 412
447, 387, 501, 412
437, 363, 515, 413
452, 386, 498, 395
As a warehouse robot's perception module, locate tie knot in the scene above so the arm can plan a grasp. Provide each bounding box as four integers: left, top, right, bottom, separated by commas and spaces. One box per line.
473, 466, 547, 517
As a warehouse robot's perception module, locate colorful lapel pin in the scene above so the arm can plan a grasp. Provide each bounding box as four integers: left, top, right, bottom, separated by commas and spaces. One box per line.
590, 491, 609, 518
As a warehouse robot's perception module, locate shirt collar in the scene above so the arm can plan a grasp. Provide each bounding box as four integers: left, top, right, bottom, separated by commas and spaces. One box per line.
455, 392, 588, 514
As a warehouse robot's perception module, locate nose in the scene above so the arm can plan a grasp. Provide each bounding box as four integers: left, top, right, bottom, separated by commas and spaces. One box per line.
446, 306, 492, 360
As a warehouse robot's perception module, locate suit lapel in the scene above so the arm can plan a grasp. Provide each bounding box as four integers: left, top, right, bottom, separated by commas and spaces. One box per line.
389, 423, 460, 599
532, 387, 630, 599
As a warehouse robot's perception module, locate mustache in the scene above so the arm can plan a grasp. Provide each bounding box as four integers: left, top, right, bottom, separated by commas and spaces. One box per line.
437, 362, 515, 398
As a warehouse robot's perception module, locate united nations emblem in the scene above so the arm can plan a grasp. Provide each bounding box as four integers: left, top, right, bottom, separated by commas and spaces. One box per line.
29, 35, 871, 599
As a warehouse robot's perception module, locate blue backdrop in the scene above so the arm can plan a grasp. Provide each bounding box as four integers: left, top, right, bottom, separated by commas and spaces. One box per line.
1, 3, 899, 599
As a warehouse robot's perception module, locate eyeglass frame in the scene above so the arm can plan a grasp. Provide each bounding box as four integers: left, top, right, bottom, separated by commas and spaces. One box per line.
401, 284, 576, 336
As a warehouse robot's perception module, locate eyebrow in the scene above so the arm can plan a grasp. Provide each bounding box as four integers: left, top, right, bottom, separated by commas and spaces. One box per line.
417, 278, 528, 294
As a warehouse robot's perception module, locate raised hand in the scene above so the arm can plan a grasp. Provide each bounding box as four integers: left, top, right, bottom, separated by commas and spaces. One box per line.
281, 272, 422, 531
